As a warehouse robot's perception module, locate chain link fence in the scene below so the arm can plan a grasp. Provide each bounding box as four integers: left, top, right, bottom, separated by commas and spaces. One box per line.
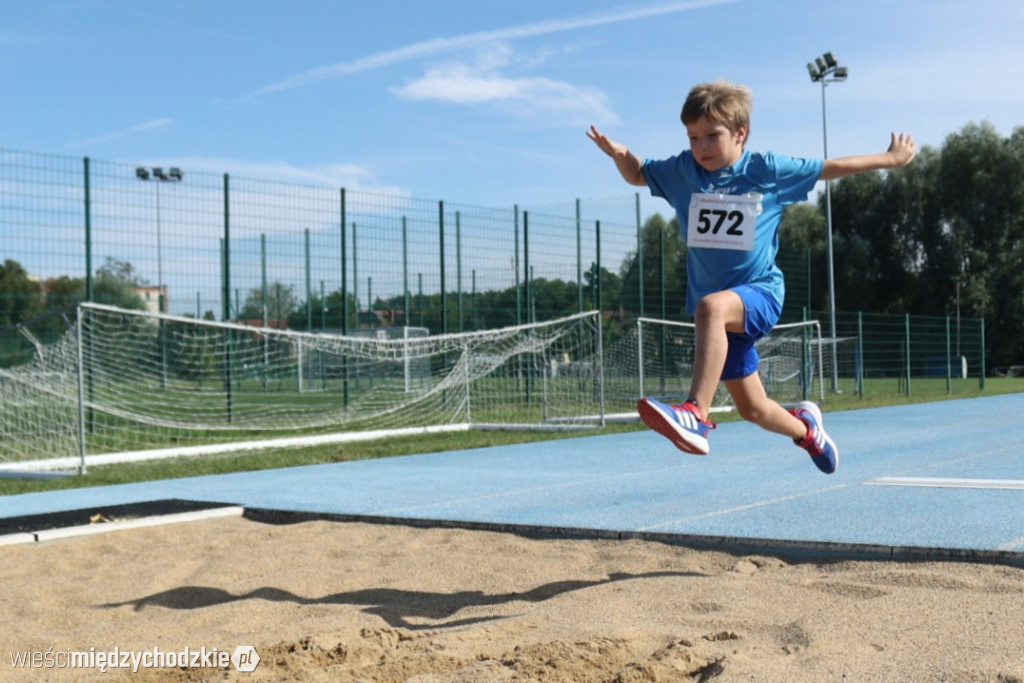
2, 147, 985, 401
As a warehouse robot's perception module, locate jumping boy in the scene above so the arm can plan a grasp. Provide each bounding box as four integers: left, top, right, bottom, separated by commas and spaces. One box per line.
587, 79, 916, 474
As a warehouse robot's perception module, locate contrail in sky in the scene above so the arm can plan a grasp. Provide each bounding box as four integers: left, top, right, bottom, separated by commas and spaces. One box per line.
256, 0, 742, 95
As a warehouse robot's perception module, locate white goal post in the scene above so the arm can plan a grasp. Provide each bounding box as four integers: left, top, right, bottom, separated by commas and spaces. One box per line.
603, 316, 827, 414
0, 303, 606, 474
0, 304, 851, 475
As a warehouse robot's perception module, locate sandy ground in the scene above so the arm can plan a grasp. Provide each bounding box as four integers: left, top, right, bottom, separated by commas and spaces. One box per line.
2, 515, 1023, 682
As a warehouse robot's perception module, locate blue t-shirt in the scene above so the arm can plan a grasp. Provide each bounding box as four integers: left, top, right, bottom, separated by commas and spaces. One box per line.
643, 149, 823, 315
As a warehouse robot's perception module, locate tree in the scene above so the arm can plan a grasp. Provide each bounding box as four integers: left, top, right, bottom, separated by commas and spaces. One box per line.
815, 120, 1024, 367
779, 204, 827, 312
92, 257, 147, 310
581, 263, 622, 313
0, 259, 46, 367
45, 275, 84, 310
238, 282, 298, 323
0, 259, 44, 327
937, 122, 1024, 366
287, 290, 359, 331
780, 203, 826, 253
615, 213, 687, 319
828, 170, 921, 313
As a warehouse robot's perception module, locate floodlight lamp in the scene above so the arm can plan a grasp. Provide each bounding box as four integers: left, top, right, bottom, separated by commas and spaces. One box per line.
823, 52, 838, 68
169, 167, 183, 180
815, 56, 827, 73
833, 66, 848, 80
153, 167, 169, 180
807, 62, 821, 80
135, 167, 150, 180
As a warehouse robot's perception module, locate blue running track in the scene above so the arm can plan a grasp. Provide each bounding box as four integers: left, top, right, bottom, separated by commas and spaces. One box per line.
2, 394, 1023, 565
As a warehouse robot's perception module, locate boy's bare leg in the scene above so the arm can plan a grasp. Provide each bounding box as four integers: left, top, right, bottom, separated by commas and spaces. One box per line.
689, 290, 745, 419
724, 372, 806, 439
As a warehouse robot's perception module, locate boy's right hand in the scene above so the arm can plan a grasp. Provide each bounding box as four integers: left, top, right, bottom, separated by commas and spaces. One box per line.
586, 125, 626, 158
587, 125, 646, 186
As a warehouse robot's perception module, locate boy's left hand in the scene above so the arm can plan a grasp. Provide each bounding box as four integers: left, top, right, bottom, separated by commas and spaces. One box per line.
887, 132, 917, 167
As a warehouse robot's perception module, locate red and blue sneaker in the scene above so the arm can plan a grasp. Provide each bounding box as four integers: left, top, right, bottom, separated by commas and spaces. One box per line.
791, 401, 839, 474
637, 397, 715, 455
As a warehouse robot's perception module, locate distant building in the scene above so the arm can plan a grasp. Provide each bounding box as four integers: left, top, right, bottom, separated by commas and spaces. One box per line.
135, 286, 168, 314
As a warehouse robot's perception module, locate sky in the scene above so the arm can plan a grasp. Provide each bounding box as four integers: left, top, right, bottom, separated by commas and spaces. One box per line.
5, 0, 1024, 218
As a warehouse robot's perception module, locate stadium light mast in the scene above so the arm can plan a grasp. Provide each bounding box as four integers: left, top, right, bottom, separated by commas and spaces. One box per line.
806, 52, 847, 393
135, 166, 184, 314
135, 166, 184, 392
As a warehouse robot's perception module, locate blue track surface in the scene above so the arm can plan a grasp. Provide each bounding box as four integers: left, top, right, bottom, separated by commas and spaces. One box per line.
2, 394, 1023, 564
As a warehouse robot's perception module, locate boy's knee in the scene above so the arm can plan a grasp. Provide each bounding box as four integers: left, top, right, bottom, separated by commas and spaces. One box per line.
694, 295, 724, 323
736, 403, 764, 423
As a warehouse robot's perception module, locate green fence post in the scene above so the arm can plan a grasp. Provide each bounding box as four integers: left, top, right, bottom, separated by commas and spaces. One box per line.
83, 157, 93, 302
904, 313, 911, 397
402, 216, 410, 325
352, 222, 358, 321
340, 188, 348, 334
801, 307, 809, 401
260, 234, 268, 324
979, 318, 986, 389
523, 211, 531, 323
659, 218, 666, 321
523, 210, 532, 404
856, 312, 864, 397
261, 234, 269, 390
222, 173, 233, 423
514, 205, 521, 326
659, 224, 667, 396
439, 201, 446, 334
305, 228, 312, 331
456, 210, 463, 332
945, 315, 952, 394
635, 192, 644, 318
806, 248, 812, 317
82, 157, 95, 437
576, 199, 583, 314
222, 174, 231, 322
595, 220, 602, 319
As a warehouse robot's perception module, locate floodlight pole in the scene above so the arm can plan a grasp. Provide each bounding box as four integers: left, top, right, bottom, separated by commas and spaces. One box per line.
807, 53, 846, 393
135, 166, 184, 390
135, 167, 184, 314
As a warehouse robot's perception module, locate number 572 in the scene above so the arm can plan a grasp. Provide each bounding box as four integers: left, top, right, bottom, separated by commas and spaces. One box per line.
696, 209, 744, 235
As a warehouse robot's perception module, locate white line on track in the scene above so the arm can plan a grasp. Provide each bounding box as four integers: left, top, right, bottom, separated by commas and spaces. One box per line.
864, 477, 1024, 490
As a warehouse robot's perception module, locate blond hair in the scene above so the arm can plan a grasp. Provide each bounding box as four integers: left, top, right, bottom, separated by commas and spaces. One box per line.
680, 80, 752, 136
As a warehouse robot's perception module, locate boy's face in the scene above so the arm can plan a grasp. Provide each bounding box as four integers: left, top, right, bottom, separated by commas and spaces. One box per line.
685, 115, 747, 172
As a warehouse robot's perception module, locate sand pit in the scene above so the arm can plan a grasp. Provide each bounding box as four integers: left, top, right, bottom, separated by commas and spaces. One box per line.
2, 515, 1023, 681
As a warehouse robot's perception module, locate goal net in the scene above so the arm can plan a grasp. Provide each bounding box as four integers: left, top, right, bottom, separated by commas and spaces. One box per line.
0, 303, 605, 473
603, 317, 839, 415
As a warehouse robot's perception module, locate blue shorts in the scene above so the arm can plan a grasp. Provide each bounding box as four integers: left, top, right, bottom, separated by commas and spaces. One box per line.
721, 284, 782, 381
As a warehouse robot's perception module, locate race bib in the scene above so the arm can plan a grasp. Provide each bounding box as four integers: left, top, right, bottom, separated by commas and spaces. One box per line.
686, 193, 762, 251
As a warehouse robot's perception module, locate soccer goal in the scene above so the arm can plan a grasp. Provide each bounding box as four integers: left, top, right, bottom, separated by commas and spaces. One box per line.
603, 316, 830, 415
0, 303, 605, 474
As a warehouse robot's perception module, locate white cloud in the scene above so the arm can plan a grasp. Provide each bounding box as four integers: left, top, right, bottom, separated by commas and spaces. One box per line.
157, 156, 408, 195
65, 118, 174, 149
389, 41, 617, 125
392, 61, 617, 126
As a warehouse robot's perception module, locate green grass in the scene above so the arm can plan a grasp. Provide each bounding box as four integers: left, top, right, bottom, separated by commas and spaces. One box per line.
2, 378, 1022, 497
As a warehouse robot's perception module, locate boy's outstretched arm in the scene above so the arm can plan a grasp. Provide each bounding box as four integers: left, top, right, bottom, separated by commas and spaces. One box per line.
820, 132, 917, 181
587, 125, 646, 187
